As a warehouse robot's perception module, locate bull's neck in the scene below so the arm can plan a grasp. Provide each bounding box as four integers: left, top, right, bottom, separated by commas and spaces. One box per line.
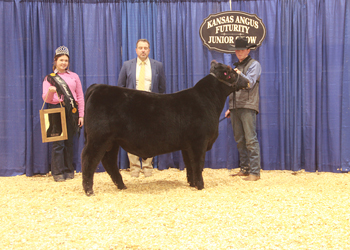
195, 74, 233, 114
208, 73, 236, 96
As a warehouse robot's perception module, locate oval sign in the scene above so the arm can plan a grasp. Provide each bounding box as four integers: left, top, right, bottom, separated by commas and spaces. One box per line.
199, 11, 266, 53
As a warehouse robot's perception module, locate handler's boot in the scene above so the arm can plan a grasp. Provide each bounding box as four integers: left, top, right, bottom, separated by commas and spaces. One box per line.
243, 174, 260, 181
230, 171, 249, 177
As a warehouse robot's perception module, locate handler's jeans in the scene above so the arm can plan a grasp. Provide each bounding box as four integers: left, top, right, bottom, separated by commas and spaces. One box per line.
49, 104, 75, 177
230, 108, 261, 176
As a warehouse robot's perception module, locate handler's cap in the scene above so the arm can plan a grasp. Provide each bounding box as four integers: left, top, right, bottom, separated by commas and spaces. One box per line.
55, 45, 69, 56
230, 37, 257, 51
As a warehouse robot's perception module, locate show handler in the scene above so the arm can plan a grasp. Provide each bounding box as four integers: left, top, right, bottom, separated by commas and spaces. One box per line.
225, 37, 262, 181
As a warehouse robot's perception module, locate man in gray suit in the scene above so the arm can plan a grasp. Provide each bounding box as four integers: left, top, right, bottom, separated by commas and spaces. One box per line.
117, 39, 166, 177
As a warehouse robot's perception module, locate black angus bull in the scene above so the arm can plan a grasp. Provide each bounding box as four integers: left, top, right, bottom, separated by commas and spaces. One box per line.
82, 60, 249, 196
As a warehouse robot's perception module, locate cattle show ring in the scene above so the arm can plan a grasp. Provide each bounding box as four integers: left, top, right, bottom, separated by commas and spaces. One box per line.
1, 1, 350, 249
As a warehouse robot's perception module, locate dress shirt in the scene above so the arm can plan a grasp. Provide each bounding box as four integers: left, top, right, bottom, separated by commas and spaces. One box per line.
136, 57, 152, 92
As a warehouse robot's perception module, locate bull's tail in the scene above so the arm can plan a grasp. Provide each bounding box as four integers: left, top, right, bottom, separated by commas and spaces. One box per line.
83, 83, 100, 142
84, 83, 99, 105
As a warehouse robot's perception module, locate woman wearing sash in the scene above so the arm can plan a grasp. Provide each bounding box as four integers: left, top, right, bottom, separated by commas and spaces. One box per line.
42, 46, 85, 182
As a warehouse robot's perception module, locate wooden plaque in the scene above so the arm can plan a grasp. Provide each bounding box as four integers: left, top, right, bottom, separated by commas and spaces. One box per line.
39, 107, 68, 143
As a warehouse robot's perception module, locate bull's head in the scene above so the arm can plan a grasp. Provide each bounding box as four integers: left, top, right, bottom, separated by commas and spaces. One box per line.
210, 60, 248, 91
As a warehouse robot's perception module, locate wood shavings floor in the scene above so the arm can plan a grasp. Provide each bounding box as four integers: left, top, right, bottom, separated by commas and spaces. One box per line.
1, 168, 349, 249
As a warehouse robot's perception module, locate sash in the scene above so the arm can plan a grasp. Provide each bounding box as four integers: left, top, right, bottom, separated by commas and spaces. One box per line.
46, 73, 80, 135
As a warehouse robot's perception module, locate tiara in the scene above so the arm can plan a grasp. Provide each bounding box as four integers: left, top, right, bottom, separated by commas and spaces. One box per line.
55, 46, 69, 56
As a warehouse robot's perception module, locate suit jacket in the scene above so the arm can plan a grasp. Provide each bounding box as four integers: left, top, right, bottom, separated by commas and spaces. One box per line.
117, 58, 166, 94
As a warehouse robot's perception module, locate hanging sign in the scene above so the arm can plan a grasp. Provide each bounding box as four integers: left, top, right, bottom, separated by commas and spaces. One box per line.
199, 11, 266, 53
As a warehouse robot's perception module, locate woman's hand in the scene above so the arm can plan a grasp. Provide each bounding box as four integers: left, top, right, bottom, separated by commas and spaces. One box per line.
78, 117, 84, 127
48, 86, 56, 93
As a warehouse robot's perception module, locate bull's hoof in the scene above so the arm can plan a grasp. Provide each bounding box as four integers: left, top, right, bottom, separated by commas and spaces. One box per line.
85, 190, 95, 196
118, 185, 127, 190
189, 182, 196, 187
196, 182, 204, 190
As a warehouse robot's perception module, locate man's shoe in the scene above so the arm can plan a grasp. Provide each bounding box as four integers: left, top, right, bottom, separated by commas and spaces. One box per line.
130, 171, 140, 178
243, 174, 260, 181
230, 172, 249, 177
143, 170, 152, 177
53, 174, 65, 182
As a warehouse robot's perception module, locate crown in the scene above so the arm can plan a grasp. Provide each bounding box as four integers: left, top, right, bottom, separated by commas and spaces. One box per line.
55, 46, 69, 56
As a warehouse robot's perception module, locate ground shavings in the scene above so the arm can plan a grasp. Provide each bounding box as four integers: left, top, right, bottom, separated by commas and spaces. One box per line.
0, 168, 349, 249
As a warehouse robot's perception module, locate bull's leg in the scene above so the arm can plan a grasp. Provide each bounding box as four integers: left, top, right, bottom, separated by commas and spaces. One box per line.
182, 149, 195, 187
186, 145, 206, 190
101, 143, 126, 190
81, 140, 109, 196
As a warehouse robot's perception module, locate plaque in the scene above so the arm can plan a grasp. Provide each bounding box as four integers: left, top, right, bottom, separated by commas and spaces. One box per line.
40, 107, 68, 143
199, 11, 266, 53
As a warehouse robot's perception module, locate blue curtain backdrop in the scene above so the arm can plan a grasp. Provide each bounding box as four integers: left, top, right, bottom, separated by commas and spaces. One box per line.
0, 0, 349, 177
